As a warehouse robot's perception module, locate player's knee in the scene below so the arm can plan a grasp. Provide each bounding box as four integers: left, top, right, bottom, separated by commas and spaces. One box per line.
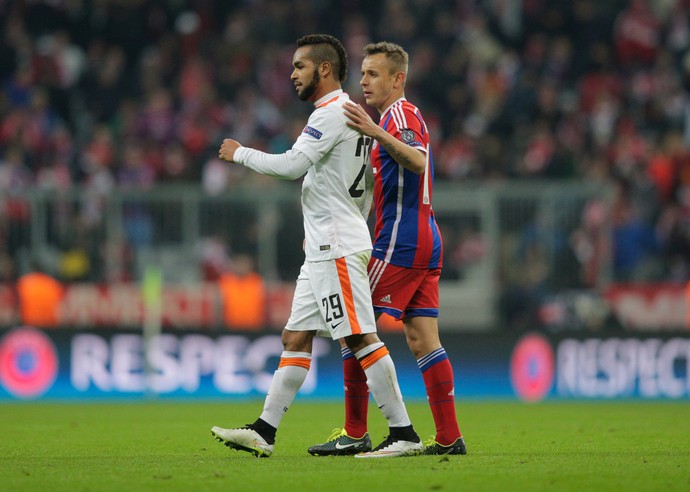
281, 329, 314, 352
405, 330, 440, 359
344, 333, 380, 353
406, 337, 424, 359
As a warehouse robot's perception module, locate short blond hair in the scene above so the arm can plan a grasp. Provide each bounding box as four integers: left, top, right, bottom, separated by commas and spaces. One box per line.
363, 41, 409, 76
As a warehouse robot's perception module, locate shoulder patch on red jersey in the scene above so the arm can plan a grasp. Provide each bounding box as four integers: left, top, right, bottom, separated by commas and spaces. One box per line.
400, 129, 415, 143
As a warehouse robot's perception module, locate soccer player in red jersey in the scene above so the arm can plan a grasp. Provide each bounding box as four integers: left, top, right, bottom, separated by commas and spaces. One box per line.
309, 42, 466, 456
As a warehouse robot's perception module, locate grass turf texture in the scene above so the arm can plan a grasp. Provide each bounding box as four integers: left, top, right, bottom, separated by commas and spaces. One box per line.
1, 400, 688, 491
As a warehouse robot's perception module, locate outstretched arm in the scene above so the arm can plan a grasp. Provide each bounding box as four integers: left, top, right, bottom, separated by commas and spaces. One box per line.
219, 138, 312, 180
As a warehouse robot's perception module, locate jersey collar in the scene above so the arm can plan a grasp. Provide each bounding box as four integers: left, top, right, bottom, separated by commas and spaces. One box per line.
379, 97, 406, 121
314, 89, 344, 108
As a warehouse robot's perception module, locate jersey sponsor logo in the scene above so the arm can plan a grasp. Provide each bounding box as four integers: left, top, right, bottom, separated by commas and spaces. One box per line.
379, 294, 392, 303
319, 244, 331, 251
303, 125, 323, 140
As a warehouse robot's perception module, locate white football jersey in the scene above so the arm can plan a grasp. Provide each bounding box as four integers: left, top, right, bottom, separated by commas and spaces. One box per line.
235, 90, 373, 261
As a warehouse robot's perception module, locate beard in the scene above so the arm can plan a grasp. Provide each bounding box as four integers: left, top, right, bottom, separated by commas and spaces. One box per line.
298, 68, 320, 101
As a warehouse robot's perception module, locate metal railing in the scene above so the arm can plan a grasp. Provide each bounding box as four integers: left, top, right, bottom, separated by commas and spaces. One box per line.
5, 181, 613, 330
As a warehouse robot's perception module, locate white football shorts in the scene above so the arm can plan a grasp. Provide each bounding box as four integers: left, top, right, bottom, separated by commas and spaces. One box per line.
285, 250, 377, 340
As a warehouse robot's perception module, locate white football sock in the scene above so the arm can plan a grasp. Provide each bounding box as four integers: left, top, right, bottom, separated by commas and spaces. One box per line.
259, 351, 310, 429
355, 344, 412, 428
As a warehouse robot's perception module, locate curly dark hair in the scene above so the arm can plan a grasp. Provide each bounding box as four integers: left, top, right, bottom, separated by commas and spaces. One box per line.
296, 34, 348, 83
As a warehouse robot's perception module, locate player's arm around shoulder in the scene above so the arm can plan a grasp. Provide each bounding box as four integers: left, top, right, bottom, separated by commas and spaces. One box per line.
375, 127, 426, 175
343, 101, 425, 175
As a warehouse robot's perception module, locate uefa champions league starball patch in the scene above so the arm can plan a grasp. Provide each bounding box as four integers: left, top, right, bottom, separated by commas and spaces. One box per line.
400, 129, 415, 143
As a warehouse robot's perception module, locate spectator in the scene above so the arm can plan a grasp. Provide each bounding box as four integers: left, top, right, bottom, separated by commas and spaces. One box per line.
613, 0, 661, 69
0, 145, 32, 256
17, 260, 64, 328
570, 199, 610, 288
4, 0, 690, 294
117, 139, 155, 249
611, 180, 661, 281
217, 254, 266, 331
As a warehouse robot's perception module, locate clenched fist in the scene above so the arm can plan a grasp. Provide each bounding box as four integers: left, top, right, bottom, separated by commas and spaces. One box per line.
219, 139, 242, 162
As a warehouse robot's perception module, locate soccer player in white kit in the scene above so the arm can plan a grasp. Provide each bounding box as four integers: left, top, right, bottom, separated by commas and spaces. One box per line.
211, 34, 421, 458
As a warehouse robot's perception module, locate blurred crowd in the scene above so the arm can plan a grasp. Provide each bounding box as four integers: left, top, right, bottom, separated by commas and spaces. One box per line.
2, 0, 690, 288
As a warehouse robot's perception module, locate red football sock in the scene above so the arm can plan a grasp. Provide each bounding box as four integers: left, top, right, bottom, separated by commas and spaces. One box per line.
343, 351, 369, 438
421, 356, 462, 445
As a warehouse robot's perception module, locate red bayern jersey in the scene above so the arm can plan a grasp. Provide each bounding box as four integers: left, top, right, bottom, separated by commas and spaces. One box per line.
370, 98, 443, 269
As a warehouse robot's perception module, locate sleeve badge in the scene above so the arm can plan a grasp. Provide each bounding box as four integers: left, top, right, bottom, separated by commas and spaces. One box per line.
400, 129, 415, 144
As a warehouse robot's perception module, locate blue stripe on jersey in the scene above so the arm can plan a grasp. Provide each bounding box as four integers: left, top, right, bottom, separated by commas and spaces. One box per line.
417, 347, 448, 372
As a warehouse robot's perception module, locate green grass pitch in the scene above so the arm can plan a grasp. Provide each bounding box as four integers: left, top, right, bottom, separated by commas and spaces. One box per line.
1, 399, 688, 491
